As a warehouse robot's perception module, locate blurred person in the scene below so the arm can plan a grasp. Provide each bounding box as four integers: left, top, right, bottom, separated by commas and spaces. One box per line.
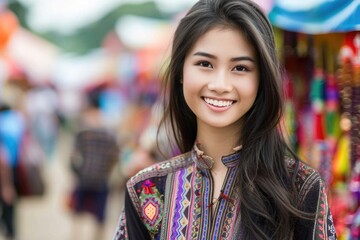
0, 142, 16, 240
24, 84, 60, 160
0, 102, 25, 240
68, 90, 120, 240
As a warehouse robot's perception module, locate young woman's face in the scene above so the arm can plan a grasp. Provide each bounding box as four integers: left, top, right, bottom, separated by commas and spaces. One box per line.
183, 27, 259, 131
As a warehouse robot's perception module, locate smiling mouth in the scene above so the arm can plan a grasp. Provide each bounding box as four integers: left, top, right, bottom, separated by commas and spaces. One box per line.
203, 97, 235, 107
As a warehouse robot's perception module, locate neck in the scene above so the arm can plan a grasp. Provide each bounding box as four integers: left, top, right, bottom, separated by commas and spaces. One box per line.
196, 124, 241, 172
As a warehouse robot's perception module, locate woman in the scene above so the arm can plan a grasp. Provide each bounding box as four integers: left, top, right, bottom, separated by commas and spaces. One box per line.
113, 0, 337, 239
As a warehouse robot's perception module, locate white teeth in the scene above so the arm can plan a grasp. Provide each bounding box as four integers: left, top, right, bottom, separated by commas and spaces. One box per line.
204, 97, 233, 107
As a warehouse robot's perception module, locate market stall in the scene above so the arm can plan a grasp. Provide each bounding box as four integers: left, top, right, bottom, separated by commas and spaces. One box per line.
269, 1, 360, 238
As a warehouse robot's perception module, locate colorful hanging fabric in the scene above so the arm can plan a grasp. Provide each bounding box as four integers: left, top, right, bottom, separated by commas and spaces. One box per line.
310, 69, 330, 181
333, 30, 360, 239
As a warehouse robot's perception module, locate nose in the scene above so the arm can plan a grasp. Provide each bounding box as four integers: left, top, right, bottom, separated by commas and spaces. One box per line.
207, 71, 233, 93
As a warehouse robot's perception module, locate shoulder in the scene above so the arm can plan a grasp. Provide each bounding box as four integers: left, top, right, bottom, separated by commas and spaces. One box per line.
125, 151, 193, 208
286, 158, 323, 197
287, 158, 338, 239
127, 151, 193, 188
124, 151, 193, 236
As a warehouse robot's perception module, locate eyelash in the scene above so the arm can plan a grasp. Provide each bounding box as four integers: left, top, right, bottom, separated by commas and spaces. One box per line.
195, 61, 250, 72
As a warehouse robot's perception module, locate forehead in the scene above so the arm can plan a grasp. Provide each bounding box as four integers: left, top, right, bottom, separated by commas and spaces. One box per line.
188, 26, 256, 57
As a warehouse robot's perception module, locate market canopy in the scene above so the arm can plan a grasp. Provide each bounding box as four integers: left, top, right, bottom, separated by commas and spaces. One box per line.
269, 0, 360, 34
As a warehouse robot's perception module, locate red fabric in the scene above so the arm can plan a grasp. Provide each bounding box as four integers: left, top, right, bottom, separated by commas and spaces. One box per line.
314, 113, 325, 140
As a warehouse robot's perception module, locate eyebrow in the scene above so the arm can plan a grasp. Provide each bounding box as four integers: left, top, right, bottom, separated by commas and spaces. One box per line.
193, 51, 255, 62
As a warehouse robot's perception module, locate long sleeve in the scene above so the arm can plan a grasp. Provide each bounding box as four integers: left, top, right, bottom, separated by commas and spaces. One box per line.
113, 188, 151, 240
295, 176, 337, 240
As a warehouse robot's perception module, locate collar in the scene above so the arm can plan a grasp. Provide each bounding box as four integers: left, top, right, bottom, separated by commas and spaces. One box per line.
192, 142, 242, 170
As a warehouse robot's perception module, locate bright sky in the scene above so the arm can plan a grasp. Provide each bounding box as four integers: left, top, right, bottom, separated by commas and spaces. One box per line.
16, 0, 196, 34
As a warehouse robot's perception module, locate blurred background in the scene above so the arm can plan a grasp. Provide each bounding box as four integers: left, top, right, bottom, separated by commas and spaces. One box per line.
0, 0, 359, 239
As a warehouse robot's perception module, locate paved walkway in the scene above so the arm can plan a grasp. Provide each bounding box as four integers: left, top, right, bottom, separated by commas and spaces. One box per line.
1, 131, 125, 240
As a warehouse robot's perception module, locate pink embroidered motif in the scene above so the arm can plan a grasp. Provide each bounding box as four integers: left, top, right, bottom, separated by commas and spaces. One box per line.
139, 179, 163, 235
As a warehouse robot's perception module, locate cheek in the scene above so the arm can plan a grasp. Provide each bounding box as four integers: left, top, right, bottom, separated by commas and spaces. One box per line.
183, 65, 202, 94
182, 68, 204, 111
236, 79, 259, 99
182, 79, 198, 106
248, 83, 259, 98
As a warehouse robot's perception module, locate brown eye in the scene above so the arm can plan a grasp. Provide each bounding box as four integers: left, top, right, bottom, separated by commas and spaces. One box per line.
196, 61, 213, 68
233, 65, 249, 72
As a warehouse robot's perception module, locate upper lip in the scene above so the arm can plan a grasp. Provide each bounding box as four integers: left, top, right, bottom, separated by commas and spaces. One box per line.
202, 97, 236, 106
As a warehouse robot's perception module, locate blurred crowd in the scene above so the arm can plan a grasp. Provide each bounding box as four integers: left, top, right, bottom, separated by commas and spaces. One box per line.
0, 59, 171, 240
0, 2, 178, 239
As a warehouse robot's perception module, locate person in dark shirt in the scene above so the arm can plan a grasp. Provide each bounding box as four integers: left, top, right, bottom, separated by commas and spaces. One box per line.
69, 90, 119, 240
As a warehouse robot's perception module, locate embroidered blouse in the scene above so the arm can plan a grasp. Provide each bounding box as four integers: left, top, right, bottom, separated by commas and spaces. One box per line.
113, 147, 337, 240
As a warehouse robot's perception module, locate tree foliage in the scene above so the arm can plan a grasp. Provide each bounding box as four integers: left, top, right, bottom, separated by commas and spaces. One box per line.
8, 1, 170, 54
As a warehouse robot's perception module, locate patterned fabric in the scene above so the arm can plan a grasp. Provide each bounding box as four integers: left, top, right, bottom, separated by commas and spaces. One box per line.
113, 147, 337, 240
139, 179, 164, 234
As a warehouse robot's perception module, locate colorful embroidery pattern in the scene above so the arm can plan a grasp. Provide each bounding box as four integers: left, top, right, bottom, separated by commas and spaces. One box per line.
139, 179, 164, 235
286, 158, 319, 199
114, 211, 128, 240
170, 166, 193, 239
127, 152, 193, 215
217, 170, 241, 239
190, 168, 203, 239
114, 152, 337, 240
313, 180, 337, 240
313, 180, 327, 239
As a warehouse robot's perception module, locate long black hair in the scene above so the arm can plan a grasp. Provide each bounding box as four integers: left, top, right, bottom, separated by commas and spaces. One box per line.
159, 0, 307, 239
